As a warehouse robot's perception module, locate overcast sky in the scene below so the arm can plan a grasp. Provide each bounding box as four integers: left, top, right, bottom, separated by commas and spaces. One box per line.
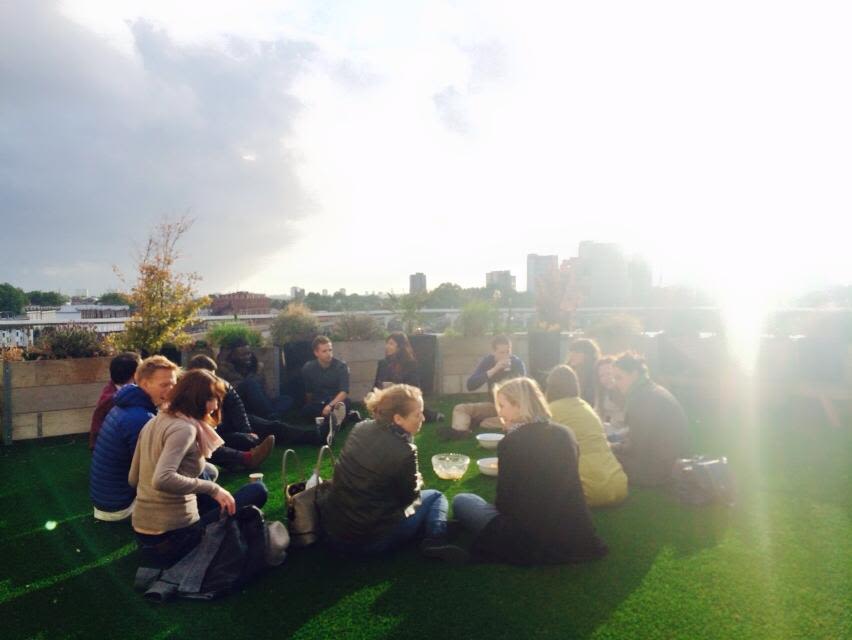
2, 1, 851, 301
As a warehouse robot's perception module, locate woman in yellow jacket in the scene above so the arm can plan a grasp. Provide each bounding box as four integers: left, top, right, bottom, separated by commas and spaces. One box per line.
546, 365, 628, 507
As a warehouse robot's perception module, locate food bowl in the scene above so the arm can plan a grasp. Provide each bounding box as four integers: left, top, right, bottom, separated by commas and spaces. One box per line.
476, 433, 504, 450
431, 453, 470, 480
477, 457, 499, 477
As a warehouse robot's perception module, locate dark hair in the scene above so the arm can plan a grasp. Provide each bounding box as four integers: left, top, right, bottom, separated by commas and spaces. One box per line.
312, 335, 331, 351
188, 354, 217, 372
110, 352, 142, 385
569, 338, 601, 362
614, 351, 649, 377
545, 365, 580, 402
167, 369, 226, 425
491, 335, 511, 350
387, 332, 415, 362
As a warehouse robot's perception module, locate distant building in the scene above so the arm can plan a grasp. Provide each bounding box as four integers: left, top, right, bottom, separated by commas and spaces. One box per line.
290, 287, 305, 301
210, 292, 271, 316
409, 273, 427, 295
526, 254, 559, 294
322, 289, 328, 296
57, 304, 130, 320
569, 241, 647, 307
486, 270, 516, 291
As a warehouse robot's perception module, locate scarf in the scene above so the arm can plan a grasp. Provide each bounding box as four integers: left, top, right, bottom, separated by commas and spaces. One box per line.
177, 412, 224, 459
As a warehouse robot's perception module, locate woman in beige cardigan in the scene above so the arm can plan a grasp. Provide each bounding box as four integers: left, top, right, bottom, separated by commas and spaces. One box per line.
130, 369, 268, 567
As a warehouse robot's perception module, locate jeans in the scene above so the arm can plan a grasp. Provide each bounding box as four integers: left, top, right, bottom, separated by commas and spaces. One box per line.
135, 482, 268, 568
330, 489, 448, 555
452, 493, 499, 537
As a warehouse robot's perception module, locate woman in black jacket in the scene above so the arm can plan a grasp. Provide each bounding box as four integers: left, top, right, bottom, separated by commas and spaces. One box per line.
319, 384, 465, 562
373, 333, 443, 422
453, 377, 608, 565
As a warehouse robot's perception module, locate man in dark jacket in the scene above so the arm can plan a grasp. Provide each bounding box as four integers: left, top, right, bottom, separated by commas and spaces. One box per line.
89, 352, 141, 450
446, 335, 526, 437
301, 336, 358, 432
610, 352, 689, 487
89, 356, 179, 521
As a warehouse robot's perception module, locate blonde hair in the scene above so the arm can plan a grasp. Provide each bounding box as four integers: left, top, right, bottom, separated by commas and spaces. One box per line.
493, 376, 552, 423
364, 384, 423, 425
135, 355, 180, 382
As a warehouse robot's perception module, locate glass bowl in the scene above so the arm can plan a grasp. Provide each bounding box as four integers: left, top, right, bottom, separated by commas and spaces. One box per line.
431, 453, 471, 480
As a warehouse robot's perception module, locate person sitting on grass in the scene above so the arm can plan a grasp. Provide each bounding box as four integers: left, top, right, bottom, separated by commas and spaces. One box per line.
444, 335, 526, 439
130, 369, 268, 568
89, 351, 141, 450
546, 365, 628, 508
610, 351, 689, 487
319, 384, 467, 563
301, 336, 358, 435
373, 332, 443, 422
89, 356, 179, 522
453, 377, 608, 565
189, 354, 329, 450
566, 338, 601, 407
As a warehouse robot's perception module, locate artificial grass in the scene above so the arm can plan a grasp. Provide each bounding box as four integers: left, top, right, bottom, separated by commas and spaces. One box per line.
1, 396, 850, 640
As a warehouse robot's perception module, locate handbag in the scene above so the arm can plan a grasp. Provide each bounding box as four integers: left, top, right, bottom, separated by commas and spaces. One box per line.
672, 456, 735, 506
282, 445, 335, 547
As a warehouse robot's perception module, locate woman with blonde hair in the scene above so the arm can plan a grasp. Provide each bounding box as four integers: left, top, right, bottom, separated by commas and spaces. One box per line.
130, 369, 268, 567
452, 377, 608, 565
319, 384, 466, 562
546, 365, 628, 507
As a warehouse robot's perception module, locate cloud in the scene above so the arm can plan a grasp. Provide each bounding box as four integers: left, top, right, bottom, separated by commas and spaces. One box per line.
0, 2, 316, 294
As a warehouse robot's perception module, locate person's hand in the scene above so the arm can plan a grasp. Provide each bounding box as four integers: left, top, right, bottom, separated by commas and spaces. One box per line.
214, 488, 236, 516
321, 404, 332, 417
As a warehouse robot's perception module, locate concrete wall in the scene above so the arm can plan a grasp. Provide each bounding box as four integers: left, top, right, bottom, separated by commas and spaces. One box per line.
332, 340, 386, 401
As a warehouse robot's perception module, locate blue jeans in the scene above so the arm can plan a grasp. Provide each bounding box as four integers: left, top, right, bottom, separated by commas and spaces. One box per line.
452, 493, 499, 537
331, 489, 448, 555
197, 481, 269, 526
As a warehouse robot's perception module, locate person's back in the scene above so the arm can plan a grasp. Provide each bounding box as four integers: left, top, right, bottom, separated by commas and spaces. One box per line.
621, 379, 689, 486
549, 396, 627, 507
477, 420, 607, 564
89, 384, 157, 516
321, 419, 420, 544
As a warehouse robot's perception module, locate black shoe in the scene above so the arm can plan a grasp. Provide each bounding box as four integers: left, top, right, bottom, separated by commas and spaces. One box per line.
420, 538, 469, 564
436, 425, 472, 441
344, 410, 362, 427
435, 412, 446, 423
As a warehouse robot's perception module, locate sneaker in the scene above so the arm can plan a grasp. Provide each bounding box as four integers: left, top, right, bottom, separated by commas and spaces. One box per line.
436, 425, 473, 441
435, 412, 446, 423
245, 435, 275, 469
419, 539, 469, 564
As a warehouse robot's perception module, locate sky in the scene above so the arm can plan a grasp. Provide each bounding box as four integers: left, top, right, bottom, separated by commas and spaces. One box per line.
2, 0, 852, 302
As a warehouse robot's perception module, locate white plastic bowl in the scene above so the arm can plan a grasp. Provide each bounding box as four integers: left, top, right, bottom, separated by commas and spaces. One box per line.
431, 453, 470, 480
476, 433, 504, 450
477, 457, 499, 477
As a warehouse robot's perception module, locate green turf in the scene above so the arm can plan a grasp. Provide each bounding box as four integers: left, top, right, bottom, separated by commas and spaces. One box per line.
1, 396, 850, 640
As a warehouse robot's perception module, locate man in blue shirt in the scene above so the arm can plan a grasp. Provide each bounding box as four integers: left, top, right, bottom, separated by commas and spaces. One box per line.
448, 335, 526, 437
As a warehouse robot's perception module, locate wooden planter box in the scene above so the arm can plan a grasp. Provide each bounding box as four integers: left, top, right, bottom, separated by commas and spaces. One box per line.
2, 357, 112, 443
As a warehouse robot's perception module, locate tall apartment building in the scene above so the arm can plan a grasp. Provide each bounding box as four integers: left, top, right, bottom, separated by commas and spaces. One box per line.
409, 272, 427, 295
486, 270, 516, 291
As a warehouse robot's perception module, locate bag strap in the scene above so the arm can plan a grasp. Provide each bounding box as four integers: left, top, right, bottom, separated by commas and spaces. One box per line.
312, 445, 336, 480
281, 449, 305, 485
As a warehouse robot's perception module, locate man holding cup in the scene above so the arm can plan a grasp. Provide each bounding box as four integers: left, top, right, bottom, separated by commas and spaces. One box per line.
444, 335, 526, 438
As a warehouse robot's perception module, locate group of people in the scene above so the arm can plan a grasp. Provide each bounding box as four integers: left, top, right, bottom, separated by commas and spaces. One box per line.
87, 330, 689, 577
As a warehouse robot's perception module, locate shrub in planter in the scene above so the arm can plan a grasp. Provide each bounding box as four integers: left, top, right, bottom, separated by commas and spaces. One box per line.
455, 300, 498, 337
331, 314, 384, 341
271, 303, 319, 345
586, 314, 643, 353
207, 322, 263, 349
35, 325, 111, 359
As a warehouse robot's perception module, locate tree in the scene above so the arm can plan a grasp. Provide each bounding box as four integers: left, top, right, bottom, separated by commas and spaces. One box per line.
26, 290, 69, 306
98, 291, 132, 307
425, 282, 465, 309
112, 217, 209, 355
0, 283, 28, 315
389, 292, 428, 334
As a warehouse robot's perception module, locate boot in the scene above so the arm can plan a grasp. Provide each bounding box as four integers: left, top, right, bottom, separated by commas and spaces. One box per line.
244, 435, 275, 469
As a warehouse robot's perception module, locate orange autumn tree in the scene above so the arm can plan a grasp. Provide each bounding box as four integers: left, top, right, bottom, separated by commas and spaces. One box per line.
112, 217, 209, 355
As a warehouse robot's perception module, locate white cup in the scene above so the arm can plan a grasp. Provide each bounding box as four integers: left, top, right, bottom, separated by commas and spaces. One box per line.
249, 472, 264, 483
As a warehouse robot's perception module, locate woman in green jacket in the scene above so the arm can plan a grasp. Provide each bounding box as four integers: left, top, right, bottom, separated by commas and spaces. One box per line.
546, 365, 628, 507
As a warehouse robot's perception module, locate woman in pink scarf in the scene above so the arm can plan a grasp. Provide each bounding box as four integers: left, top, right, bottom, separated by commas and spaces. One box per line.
130, 369, 268, 567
